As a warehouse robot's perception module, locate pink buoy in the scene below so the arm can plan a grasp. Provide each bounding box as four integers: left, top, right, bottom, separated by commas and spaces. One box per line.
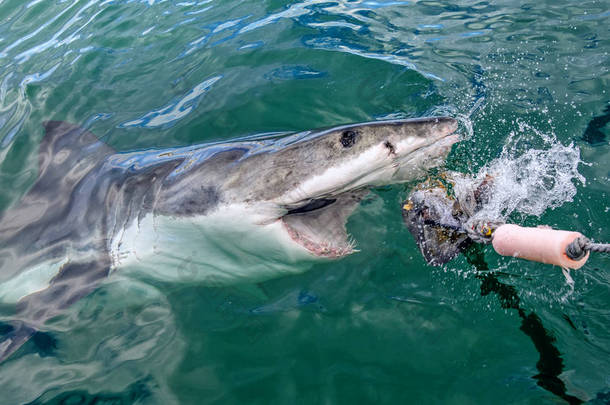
491, 224, 589, 269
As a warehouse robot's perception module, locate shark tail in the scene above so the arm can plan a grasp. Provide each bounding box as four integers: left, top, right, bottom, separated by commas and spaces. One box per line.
0, 322, 35, 363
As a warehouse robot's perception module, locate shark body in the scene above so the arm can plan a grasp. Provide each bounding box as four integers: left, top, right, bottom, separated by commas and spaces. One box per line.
0, 117, 458, 361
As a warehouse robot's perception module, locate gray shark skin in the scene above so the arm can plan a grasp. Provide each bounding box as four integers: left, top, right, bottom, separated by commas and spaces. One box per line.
0, 117, 458, 362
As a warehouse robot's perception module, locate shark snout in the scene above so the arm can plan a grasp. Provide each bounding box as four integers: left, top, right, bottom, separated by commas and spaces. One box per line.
387, 117, 459, 181
431, 118, 460, 151
428, 117, 459, 140
439, 117, 458, 137
389, 117, 459, 159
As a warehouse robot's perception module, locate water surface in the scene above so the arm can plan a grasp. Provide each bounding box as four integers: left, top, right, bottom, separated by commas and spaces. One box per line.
0, 0, 609, 404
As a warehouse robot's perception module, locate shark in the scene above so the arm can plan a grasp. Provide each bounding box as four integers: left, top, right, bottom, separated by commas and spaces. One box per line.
0, 117, 458, 361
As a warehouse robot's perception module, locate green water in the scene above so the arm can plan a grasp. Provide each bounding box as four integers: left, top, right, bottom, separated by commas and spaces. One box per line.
0, 0, 609, 404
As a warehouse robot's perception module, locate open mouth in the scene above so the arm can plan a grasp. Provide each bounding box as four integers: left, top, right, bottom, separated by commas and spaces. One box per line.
280, 191, 368, 258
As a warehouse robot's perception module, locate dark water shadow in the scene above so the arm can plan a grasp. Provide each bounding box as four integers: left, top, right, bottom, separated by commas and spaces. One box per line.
0, 322, 57, 360
25, 377, 153, 405
463, 244, 584, 405
582, 104, 609, 145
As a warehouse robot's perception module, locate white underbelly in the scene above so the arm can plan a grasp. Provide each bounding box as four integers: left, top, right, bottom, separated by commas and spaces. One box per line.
110, 205, 320, 285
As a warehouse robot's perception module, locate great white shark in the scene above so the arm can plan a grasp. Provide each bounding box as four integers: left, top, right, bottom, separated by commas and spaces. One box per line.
0, 117, 458, 361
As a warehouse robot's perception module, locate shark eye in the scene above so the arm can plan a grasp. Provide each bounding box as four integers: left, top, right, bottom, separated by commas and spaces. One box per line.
340, 130, 357, 148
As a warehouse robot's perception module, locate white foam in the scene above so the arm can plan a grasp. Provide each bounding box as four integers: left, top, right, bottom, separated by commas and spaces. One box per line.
453, 121, 585, 224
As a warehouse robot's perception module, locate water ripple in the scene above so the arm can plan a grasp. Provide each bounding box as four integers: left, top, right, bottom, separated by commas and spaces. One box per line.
120, 75, 222, 129
14, 0, 101, 64
0, 0, 79, 59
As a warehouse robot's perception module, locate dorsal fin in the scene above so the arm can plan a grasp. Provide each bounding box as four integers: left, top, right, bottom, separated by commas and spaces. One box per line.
38, 121, 114, 180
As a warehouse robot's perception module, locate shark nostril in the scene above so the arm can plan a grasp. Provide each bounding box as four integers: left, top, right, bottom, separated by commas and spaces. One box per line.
384, 140, 396, 155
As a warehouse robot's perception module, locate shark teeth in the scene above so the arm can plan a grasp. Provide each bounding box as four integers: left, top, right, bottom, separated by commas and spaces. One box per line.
281, 217, 354, 258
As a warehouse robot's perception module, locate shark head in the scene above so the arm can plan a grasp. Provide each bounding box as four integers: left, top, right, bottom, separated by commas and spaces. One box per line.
218, 116, 460, 259
273, 116, 459, 204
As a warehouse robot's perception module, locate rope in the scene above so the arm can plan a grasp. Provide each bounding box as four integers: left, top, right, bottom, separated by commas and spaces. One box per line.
418, 218, 503, 243
588, 242, 610, 253
565, 236, 610, 260
464, 219, 505, 244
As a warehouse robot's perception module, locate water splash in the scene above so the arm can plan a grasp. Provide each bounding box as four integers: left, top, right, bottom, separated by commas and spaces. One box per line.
452, 121, 585, 224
